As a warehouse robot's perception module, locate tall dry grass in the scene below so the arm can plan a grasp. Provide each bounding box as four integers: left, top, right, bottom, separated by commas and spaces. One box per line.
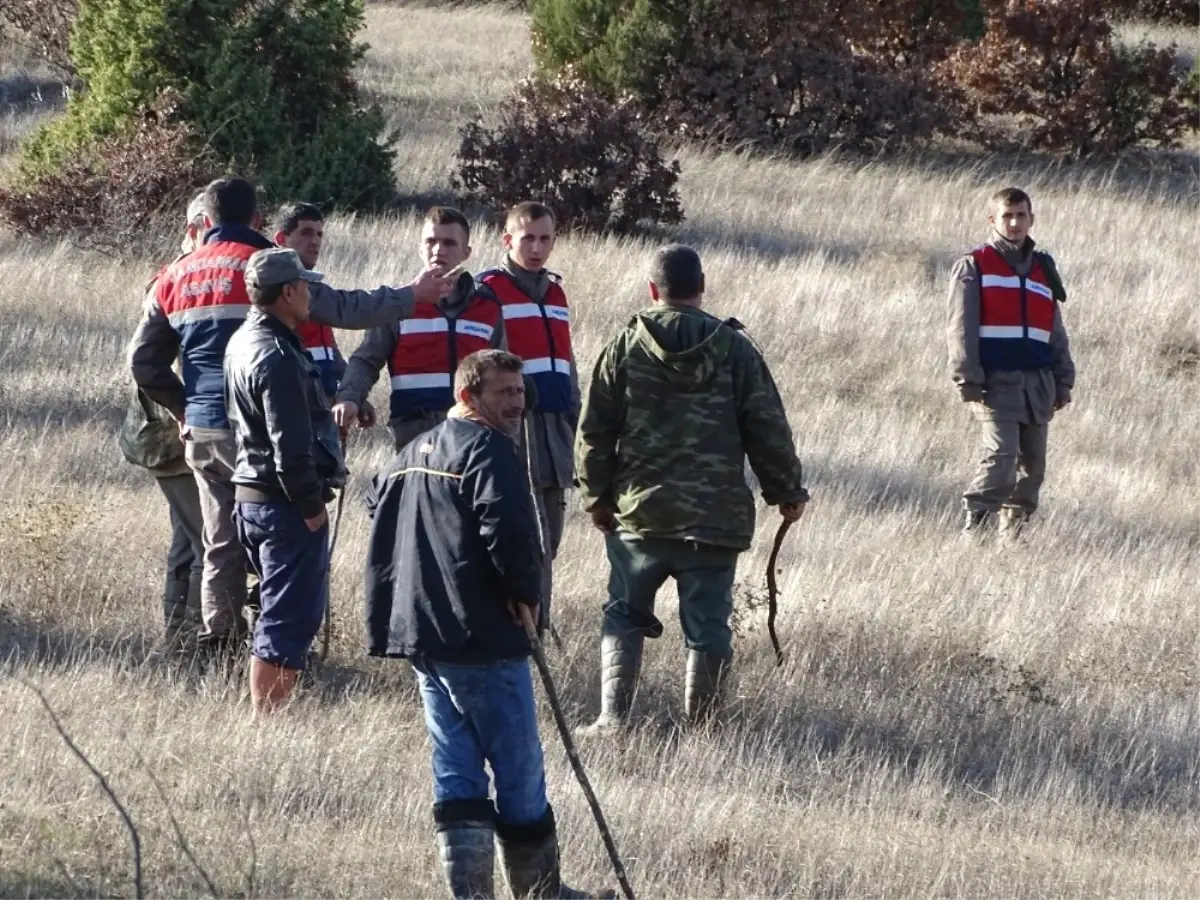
1, 3, 1198, 898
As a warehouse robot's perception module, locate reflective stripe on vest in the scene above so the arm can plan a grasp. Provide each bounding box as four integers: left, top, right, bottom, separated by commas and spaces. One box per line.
296, 320, 340, 397
155, 240, 257, 429
387, 297, 502, 420
972, 245, 1056, 372
478, 268, 574, 415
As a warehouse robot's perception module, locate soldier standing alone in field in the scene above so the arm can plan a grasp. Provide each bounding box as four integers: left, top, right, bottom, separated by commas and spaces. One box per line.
574, 244, 809, 733
947, 186, 1076, 535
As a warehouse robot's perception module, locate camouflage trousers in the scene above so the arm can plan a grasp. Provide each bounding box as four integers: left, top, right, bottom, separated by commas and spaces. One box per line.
962, 419, 1049, 514
602, 533, 739, 659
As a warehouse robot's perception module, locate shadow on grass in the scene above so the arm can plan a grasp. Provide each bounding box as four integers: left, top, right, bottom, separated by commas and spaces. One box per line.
563, 613, 1198, 817
0, 74, 67, 110
0, 873, 112, 900
0, 605, 149, 673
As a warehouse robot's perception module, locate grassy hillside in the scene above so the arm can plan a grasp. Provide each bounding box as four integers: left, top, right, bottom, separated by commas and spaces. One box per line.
0, 3, 1197, 897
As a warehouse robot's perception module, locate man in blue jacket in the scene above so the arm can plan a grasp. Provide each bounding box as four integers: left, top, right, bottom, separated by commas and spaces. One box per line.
364, 350, 592, 899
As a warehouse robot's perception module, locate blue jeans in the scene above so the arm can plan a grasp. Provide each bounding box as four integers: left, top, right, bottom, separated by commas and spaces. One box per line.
234, 500, 329, 670
412, 656, 549, 827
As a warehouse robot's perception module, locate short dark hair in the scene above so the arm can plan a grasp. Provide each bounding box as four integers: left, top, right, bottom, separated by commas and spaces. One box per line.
202, 177, 258, 226
991, 186, 1033, 213
454, 349, 523, 396
248, 282, 286, 308
506, 201, 555, 232
427, 206, 471, 243
650, 243, 705, 300
275, 202, 323, 236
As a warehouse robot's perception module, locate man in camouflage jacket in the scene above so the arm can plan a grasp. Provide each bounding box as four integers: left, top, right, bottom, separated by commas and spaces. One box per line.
574, 244, 809, 731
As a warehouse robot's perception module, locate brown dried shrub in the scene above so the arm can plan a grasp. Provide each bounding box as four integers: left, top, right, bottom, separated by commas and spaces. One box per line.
939, 0, 1198, 158
659, 2, 957, 155
0, 0, 78, 76
1107, 0, 1199, 24
0, 94, 217, 257
453, 68, 683, 234
532, 0, 960, 157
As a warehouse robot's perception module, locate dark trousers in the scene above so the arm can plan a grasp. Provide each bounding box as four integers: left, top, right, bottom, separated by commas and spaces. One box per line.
603, 533, 740, 659
235, 501, 329, 670
156, 473, 204, 633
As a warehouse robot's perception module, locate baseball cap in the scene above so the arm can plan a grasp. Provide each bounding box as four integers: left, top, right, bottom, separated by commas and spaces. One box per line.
245, 248, 324, 289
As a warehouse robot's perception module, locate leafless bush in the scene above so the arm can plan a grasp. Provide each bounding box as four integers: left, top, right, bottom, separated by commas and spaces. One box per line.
453, 68, 683, 234
0, 95, 216, 257
0, 0, 78, 76
939, 0, 1198, 158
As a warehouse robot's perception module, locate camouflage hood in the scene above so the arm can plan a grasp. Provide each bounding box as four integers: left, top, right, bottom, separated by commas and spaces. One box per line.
573, 302, 807, 551
631, 305, 736, 391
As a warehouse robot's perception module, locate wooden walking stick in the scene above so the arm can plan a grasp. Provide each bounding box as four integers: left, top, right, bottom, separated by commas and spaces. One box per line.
519, 605, 636, 900
320, 428, 349, 663
765, 518, 793, 667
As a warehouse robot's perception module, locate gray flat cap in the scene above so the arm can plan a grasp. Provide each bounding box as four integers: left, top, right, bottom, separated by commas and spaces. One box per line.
245, 247, 324, 289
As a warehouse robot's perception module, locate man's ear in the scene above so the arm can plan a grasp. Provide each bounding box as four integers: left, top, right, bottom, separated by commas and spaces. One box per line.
648, 280, 660, 302
1028, 212, 1035, 230
697, 273, 705, 296
462, 245, 472, 263
987, 211, 996, 228
273, 230, 286, 246
502, 232, 514, 251
456, 385, 473, 407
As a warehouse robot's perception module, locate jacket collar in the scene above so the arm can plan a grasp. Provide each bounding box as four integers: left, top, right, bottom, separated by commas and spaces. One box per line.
439, 270, 484, 316
247, 306, 304, 350
203, 222, 275, 250
501, 255, 550, 303
987, 232, 1036, 268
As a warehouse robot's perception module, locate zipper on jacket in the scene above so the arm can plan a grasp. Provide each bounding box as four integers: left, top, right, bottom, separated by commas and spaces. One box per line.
444, 307, 458, 397
1019, 276, 1029, 343
536, 300, 562, 485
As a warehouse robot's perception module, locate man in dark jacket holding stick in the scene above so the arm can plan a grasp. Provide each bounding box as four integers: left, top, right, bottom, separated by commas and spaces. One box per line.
364, 350, 591, 900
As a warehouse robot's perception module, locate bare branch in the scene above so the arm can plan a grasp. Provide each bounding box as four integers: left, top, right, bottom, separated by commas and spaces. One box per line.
131, 748, 221, 899
20, 678, 144, 900
242, 801, 259, 900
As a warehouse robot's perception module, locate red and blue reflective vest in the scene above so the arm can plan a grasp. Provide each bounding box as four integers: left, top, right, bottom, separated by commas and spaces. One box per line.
478, 268, 574, 415
973, 244, 1057, 372
155, 225, 273, 428
387, 293, 503, 420
296, 321, 341, 398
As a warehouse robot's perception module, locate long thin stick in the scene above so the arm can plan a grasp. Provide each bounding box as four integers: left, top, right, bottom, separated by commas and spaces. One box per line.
519, 606, 635, 900
321, 431, 349, 663
522, 413, 563, 650
22, 680, 144, 899
765, 518, 792, 667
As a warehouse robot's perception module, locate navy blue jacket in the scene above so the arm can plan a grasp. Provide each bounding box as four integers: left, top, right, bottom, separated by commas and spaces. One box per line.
364, 416, 543, 664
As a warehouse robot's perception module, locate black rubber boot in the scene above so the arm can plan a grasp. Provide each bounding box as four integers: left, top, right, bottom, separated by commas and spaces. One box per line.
961, 508, 992, 534
497, 810, 592, 899
684, 649, 730, 725
998, 508, 1031, 536
437, 823, 496, 899
576, 632, 643, 737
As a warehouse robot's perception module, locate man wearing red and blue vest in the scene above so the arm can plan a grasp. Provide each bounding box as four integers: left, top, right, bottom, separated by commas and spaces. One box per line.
947, 187, 1076, 536
271, 202, 375, 431
478, 202, 580, 628
333, 206, 506, 451
129, 177, 457, 661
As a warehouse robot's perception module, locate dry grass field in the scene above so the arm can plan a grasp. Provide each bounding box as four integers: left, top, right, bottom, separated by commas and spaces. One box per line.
1, 3, 1198, 898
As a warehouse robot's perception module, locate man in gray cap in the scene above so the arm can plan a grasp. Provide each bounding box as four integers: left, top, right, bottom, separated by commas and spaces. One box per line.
224, 248, 343, 715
